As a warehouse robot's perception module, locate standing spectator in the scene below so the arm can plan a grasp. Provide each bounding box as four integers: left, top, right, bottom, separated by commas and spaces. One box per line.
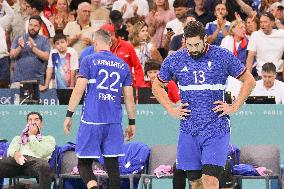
251, 62, 284, 104
112, 0, 149, 19
206, 2, 230, 46
24, 0, 55, 38
221, 19, 248, 65
43, 0, 56, 19
0, 0, 14, 88
63, 29, 136, 189
145, 0, 175, 48
0, 112, 56, 189
49, 0, 76, 32
109, 10, 129, 40
246, 12, 284, 81
63, 2, 99, 56
41, 33, 79, 91
82, 24, 145, 87
191, 0, 214, 26
245, 14, 260, 39
162, 0, 189, 49
90, 0, 110, 26
129, 21, 163, 70
10, 16, 50, 88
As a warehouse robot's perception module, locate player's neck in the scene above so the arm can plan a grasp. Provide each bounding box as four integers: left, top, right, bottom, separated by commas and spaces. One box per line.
96, 44, 110, 51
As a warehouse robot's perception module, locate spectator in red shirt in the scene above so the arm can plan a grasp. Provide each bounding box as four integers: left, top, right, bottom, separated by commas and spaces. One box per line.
100, 24, 145, 87
144, 59, 180, 104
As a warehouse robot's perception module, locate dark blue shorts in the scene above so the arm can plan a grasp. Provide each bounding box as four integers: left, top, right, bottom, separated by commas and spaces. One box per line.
176, 131, 230, 170
0, 56, 9, 81
76, 122, 124, 158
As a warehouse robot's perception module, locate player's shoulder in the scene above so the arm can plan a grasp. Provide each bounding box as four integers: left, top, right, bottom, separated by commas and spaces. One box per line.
209, 45, 232, 56
165, 48, 188, 62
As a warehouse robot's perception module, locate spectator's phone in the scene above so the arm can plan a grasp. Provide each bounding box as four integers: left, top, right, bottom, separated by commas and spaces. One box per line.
166, 28, 173, 32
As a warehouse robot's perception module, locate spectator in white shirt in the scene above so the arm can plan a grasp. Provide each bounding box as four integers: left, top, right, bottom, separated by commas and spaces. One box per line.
112, 0, 149, 19
246, 12, 284, 81
251, 62, 284, 104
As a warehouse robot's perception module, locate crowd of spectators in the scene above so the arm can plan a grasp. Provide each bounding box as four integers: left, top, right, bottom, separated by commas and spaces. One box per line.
0, 0, 284, 102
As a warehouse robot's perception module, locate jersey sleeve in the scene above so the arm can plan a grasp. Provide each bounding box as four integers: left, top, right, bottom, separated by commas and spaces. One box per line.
158, 55, 174, 83
224, 49, 246, 79
122, 64, 132, 86
78, 56, 90, 79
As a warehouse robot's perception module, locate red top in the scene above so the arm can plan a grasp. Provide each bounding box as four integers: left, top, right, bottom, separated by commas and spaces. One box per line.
111, 38, 145, 87
144, 80, 180, 103
43, 3, 57, 20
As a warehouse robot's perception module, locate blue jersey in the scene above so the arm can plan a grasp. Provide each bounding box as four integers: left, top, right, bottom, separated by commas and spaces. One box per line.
158, 45, 245, 137
78, 50, 132, 124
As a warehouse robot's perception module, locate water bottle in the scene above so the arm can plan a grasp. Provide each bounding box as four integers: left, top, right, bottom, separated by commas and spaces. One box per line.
14, 94, 20, 105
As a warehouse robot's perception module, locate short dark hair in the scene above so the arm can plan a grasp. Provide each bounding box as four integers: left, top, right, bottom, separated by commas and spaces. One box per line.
26, 0, 45, 12
261, 12, 275, 22
144, 59, 161, 75
262, 62, 276, 73
184, 21, 205, 39
53, 33, 67, 44
173, 0, 188, 8
29, 15, 43, 25
26, 112, 43, 122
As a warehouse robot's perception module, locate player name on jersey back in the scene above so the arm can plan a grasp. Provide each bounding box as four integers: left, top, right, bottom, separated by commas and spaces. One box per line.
94, 59, 125, 70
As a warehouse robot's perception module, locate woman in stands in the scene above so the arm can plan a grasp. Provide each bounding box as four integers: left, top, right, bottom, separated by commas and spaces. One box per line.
49, 0, 75, 32
129, 21, 163, 71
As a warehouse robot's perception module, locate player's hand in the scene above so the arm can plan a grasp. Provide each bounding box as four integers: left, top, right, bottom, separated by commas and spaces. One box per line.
212, 101, 238, 117
64, 117, 72, 134
167, 103, 191, 120
124, 125, 136, 141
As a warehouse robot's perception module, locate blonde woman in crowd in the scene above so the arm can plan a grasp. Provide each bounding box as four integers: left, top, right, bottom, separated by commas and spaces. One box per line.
145, 0, 175, 48
129, 21, 163, 71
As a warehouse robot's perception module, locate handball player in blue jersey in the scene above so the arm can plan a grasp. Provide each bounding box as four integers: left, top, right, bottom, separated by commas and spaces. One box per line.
152, 21, 256, 189
63, 29, 136, 189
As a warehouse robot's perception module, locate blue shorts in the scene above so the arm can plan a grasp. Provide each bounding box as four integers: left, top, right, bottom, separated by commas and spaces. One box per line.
176, 132, 230, 170
76, 122, 124, 158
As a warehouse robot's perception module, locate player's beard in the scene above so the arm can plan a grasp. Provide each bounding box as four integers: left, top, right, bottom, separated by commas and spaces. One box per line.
190, 42, 209, 60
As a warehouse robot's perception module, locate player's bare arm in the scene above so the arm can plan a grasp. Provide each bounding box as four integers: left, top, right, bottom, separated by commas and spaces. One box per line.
152, 78, 191, 119
64, 77, 88, 134
122, 86, 136, 141
213, 70, 256, 117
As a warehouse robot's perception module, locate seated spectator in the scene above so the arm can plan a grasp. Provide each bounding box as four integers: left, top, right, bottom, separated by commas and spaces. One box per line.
221, 19, 248, 65
112, 0, 149, 19
41, 33, 79, 91
251, 62, 284, 104
0, 0, 14, 88
129, 21, 163, 70
10, 16, 50, 88
63, 2, 99, 56
206, 2, 230, 46
43, 0, 56, 19
169, 13, 196, 54
90, 0, 110, 27
145, 0, 175, 48
0, 112, 56, 189
109, 10, 129, 40
24, 0, 55, 38
245, 14, 260, 39
49, 0, 76, 32
246, 12, 284, 81
144, 59, 180, 104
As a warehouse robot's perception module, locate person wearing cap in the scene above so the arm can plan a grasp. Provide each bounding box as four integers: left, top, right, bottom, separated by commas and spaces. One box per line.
268, 2, 284, 20
90, 0, 110, 26
80, 24, 145, 87
109, 10, 129, 40
246, 12, 284, 81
